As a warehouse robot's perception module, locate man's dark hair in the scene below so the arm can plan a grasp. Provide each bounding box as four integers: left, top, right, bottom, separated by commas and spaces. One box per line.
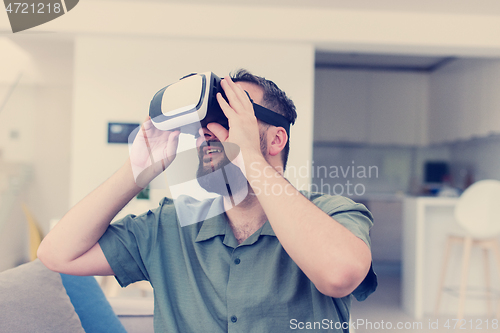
230, 69, 297, 170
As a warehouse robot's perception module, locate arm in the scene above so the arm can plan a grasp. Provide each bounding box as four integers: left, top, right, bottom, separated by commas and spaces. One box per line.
37, 160, 143, 276
246, 156, 372, 298
38, 120, 179, 276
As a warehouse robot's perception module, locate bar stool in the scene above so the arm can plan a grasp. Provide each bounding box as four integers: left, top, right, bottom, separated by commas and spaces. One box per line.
435, 180, 500, 320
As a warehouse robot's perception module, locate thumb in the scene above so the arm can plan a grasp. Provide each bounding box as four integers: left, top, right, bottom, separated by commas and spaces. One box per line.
206, 122, 229, 142
206, 123, 240, 162
164, 130, 181, 165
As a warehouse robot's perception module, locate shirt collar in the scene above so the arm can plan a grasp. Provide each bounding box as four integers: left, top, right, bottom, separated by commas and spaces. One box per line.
260, 220, 276, 237
194, 205, 277, 244
195, 213, 227, 243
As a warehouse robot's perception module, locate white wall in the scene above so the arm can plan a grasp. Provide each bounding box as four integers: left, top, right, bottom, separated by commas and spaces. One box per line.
0, 84, 36, 163
70, 36, 315, 210
16, 39, 74, 234
0, 38, 73, 270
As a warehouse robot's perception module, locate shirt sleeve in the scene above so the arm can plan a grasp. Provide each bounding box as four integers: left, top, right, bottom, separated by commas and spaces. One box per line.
98, 206, 162, 287
303, 191, 378, 301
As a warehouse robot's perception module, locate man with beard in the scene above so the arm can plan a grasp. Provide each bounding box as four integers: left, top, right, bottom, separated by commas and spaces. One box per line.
38, 69, 377, 332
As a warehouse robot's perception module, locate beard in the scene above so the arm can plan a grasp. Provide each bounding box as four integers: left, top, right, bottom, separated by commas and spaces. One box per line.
196, 131, 268, 197
196, 141, 249, 196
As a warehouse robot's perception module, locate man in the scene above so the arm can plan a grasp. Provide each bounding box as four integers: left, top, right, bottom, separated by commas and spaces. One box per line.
38, 69, 377, 332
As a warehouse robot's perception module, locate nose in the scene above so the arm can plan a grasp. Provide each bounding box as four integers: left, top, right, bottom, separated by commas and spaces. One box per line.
196, 126, 218, 147
200, 127, 217, 140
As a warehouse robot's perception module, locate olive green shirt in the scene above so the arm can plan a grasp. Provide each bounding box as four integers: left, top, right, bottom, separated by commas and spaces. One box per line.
99, 191, 377, 332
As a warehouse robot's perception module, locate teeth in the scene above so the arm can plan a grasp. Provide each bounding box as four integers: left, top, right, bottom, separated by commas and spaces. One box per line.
205, 148, 222, 155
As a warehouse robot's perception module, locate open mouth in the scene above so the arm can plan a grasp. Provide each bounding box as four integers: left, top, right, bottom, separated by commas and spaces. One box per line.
201, 142, 226, 163
201, 141, 224, 155
204, 147, 223, 155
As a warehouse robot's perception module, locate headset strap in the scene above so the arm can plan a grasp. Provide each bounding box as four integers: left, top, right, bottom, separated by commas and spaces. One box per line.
245, 91, 291, 137
252, 103, 291, 137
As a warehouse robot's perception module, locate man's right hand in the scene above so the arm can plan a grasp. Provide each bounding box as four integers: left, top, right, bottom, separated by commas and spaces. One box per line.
38, 118, 179, 276
129, 117, 180, 188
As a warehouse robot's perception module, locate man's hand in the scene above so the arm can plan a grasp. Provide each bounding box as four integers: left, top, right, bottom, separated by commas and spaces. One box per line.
39, 116, 180, 277
207, 76, 262, 163
129, 117, 180, 188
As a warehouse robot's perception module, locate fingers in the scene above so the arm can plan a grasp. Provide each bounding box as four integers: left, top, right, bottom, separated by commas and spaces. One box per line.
220, 76, 253, 114
140, 121, 155, 165
141, 116, 154, 131
225, 76, 252, 103
164, 130, 180, 166
216, 92, 236, 119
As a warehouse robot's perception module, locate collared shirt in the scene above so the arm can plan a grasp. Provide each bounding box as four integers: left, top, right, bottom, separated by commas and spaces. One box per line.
99, 191, 377, 332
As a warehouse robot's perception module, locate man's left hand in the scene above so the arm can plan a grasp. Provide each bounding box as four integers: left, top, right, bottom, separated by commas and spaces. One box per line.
207, 76, 263, 164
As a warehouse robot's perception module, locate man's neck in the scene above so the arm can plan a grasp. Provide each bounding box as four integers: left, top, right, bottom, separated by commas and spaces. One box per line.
223, 188, 267, 244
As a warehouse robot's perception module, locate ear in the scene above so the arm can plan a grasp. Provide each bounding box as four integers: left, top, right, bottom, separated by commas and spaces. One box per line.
268, 127, 288, 157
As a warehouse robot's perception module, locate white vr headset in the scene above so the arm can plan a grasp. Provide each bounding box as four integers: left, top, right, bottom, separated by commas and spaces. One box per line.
148, 72, 291, 136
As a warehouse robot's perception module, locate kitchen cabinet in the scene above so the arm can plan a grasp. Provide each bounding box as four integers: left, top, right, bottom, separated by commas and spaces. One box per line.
366, 197, 403, 263
368, 71, 427, 145
314, 69, 369, 143
314, 68, 427, 146
428, 59, 500, 144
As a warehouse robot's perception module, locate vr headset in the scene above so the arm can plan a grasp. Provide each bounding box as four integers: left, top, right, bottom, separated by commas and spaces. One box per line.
148, 72, 291, 136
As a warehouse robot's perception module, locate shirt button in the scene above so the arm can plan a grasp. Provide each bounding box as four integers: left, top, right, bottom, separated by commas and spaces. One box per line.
231, 315, 238, 323
234, 258, 241, 265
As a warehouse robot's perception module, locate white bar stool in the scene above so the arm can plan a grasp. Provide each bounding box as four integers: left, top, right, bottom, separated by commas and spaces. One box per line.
435, 180, 500, 320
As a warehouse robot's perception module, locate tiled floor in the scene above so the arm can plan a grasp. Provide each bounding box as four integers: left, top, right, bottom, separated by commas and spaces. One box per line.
350, 263, 500, 333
